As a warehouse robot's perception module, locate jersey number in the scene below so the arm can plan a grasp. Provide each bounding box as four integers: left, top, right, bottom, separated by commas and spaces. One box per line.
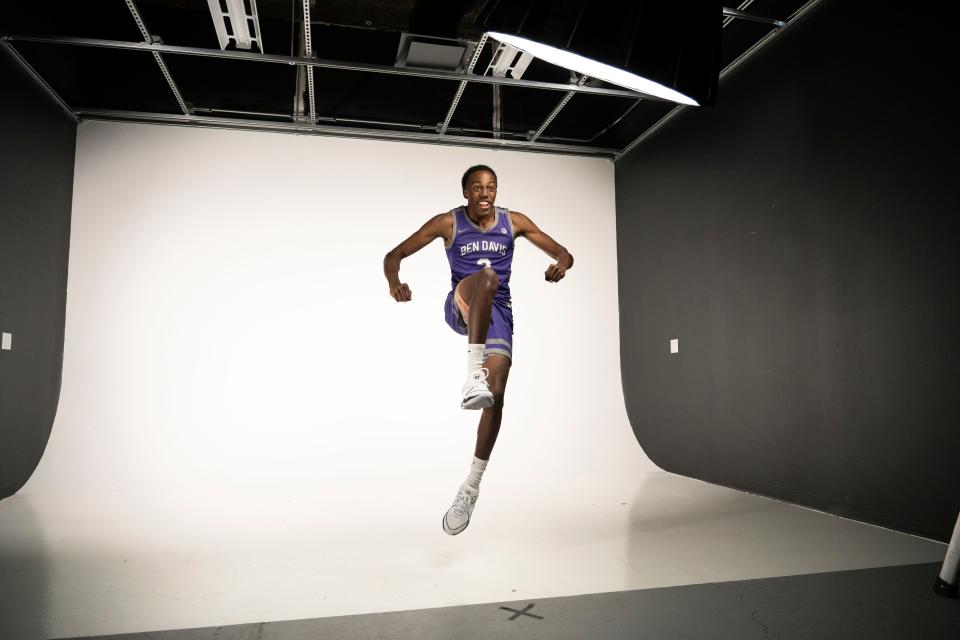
476, 258, 492, 269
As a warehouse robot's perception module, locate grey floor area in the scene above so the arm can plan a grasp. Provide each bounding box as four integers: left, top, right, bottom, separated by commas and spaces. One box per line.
67, 563, 959, 640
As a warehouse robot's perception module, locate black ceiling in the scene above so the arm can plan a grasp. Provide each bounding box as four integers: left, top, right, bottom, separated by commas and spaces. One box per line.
0, 0, 812, 158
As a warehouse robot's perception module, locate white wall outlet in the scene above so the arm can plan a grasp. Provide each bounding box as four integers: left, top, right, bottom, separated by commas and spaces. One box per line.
670, 338, 678, 354
1, 332, 11, 350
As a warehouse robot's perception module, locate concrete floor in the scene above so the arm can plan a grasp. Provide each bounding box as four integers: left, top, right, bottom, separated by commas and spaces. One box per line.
67, 563, 960, 640
0, 471, 948, 639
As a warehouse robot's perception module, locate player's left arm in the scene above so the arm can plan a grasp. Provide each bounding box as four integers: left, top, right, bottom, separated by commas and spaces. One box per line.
511, 211, 574, 283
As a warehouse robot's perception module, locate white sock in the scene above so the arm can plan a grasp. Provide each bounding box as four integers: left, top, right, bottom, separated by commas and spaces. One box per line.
463, 456, 488, 491
467, 343, 485, 374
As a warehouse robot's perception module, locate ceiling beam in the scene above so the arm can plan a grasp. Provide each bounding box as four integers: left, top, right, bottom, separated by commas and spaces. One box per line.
0, 39, 78, 122
1, 35, 654, 100
74, 109, 619, 157
302, 0, 317, 125
529, 74, 589, 143
123, 0, 191, 115
438, 32, 488, 136
188, 105, 605, 144
722, 6, 787, 28
724, 0, 756, 28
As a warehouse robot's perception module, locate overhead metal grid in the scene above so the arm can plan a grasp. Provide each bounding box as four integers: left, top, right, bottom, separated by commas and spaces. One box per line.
0, 3, 813, 157
2, 35, 650, 99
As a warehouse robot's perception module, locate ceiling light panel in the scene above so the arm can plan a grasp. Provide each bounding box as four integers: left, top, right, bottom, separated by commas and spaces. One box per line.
481, 1, 722, 106
488, 32, 698, 105
207, 0, 264, 51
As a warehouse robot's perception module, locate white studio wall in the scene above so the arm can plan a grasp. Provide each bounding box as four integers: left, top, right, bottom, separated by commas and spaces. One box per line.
26, 121, 652, 499
25, 121, 652, 499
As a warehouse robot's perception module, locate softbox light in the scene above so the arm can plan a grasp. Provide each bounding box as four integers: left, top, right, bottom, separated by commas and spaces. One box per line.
480, 0, 721, 106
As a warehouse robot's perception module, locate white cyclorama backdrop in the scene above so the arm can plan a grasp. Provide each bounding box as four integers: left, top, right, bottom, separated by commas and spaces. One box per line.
28, 121, 652, 498
19, 122, 656, 628
11, 124, 949, 638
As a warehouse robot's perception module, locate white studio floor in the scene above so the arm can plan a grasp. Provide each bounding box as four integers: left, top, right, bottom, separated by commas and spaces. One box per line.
0, 468, 946, 640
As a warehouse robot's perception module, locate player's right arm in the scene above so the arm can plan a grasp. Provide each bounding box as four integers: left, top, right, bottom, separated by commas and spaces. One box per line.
383, 213, 452, 302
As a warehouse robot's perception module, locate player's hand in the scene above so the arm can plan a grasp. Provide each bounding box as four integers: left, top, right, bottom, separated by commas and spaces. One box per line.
390, 282, 412, 302
545, 263, 567, 282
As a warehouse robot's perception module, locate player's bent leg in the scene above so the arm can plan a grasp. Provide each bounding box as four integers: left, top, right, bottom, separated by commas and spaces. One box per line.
456, 268, 498, 345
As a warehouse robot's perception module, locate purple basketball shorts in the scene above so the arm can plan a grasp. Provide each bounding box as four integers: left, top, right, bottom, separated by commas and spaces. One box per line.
444, 285, 514, 362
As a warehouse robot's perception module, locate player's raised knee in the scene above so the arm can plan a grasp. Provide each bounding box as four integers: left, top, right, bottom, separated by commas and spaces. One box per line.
480, 267, 499, 292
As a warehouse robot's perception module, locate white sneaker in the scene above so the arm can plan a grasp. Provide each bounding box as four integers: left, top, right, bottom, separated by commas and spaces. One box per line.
443, 484, 479, 535
461, 368, 494, 410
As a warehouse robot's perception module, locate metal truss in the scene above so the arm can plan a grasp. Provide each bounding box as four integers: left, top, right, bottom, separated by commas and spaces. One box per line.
438, 33, 488, 135
2, 35, 651, 100
0, 38, 78, 122
74, 109, 620, 157
302, 0, 317, 125
529, 74, 589, 143
124, 0, 190, 115
722, 6, 787, 28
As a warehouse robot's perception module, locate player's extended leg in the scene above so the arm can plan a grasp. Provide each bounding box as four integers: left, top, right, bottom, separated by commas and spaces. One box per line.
454, 268, 499, 410
443, 354, 510, 536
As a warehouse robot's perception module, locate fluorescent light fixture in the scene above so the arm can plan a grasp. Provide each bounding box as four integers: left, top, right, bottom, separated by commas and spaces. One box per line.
207, 0, 263, 51
488, 43, 534, 79
487, 31, 699, 106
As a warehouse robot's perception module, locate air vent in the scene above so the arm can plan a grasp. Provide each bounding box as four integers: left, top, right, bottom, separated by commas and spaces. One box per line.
395, 33, 476, 72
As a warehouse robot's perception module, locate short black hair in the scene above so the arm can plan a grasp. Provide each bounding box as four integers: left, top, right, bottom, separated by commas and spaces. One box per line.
462, 165, 497, 189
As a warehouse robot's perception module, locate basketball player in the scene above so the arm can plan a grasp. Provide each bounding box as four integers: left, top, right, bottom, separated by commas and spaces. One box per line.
383, 165, 573, 535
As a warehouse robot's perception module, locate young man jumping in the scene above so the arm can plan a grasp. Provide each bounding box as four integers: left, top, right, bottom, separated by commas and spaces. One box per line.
383, 165, 573, 535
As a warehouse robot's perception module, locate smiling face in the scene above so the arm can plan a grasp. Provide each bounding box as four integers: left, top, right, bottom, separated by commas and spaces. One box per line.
463, 169, 498, 221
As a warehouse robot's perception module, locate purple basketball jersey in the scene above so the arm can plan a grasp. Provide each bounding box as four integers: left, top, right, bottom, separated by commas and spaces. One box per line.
444, 206, 515, 305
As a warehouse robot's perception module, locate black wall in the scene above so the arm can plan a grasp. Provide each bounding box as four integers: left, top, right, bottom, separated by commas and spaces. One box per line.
616, 0, 960, 542
0, 51, 76, 500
